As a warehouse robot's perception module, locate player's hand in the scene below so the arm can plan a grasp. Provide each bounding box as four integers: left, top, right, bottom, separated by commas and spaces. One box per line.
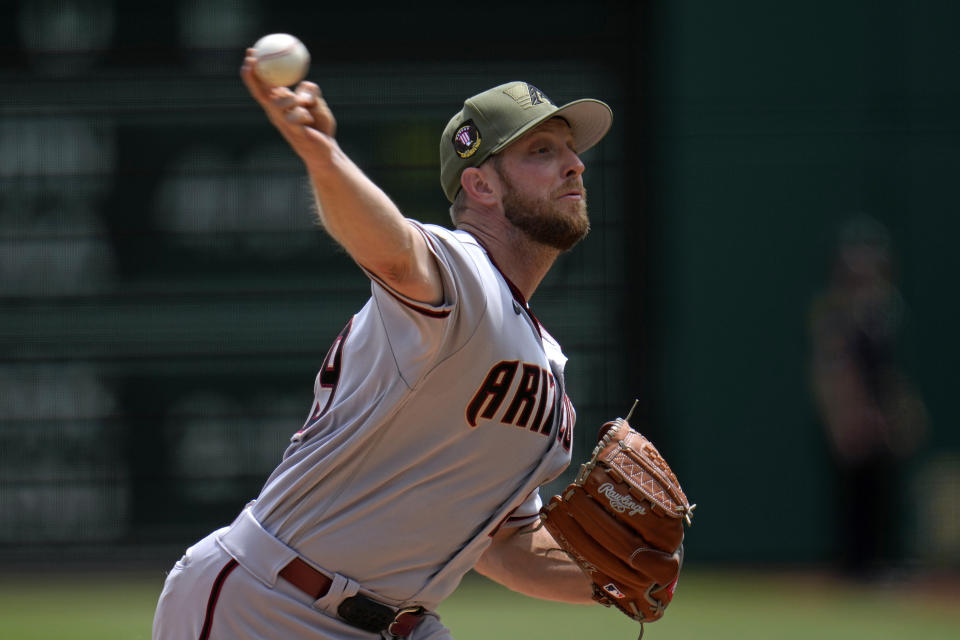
294, 82, 337, 138
241, 51, 337, 160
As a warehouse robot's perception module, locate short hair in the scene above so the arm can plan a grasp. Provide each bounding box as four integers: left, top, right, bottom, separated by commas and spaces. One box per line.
448, 154, 504, 227
449, 189, 468, 226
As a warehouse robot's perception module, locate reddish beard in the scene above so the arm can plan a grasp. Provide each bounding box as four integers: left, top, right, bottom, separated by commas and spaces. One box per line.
499, 173, 590, 252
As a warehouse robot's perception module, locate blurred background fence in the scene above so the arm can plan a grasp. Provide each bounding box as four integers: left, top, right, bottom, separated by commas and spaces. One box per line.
0, 0, 957, 578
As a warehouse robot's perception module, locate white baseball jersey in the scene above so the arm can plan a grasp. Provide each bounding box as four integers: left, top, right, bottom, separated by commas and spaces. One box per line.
253, 221, 575, 606
153, 221, 576, 638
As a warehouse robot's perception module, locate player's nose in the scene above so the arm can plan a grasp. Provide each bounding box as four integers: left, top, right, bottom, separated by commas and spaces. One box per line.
563, 148, 585, 178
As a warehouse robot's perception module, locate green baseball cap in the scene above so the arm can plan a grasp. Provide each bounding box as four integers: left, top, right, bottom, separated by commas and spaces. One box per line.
439, 81, 613, 202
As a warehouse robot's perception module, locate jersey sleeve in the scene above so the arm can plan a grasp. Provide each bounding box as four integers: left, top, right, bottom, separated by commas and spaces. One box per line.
359, 220, 489, 387
360, 222, 456, 312
499, 489, 543, 530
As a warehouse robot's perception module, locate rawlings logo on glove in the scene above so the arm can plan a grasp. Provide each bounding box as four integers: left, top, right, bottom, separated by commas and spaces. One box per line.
597, 482, 648, 516
539, 408, 695, 638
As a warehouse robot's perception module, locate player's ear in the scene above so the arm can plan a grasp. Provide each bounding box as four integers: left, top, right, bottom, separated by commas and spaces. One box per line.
460, 167, 499, 205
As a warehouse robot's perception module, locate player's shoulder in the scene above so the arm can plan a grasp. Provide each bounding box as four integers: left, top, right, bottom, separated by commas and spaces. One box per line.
409, 221, 498, 304
410, 221, 487, 262
415, 221, 480, 247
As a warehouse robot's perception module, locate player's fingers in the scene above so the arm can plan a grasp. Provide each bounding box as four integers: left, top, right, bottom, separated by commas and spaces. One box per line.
243, 54, 301, 108
284, 106, 314, 126
307, 88, 337, 138
241, 54, 271, 103
269, 87, 298, 111
293, 85, 317, 117
242, 58, 329, 155
295, 81, 319, 102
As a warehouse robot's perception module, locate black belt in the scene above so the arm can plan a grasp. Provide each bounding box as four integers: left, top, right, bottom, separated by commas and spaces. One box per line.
278, 557, 426, 637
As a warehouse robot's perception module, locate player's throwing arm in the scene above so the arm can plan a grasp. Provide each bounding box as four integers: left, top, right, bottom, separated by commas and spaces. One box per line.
240, 36, 442, 305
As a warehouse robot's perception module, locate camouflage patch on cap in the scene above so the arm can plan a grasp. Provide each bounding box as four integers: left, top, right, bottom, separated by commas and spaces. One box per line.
502, 83, 552, 109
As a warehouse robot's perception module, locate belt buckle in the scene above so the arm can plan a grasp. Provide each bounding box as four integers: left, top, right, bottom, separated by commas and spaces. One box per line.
387, 605, 426, 638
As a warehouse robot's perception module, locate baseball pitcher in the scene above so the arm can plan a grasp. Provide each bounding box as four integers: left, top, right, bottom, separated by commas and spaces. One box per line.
151, 49, 692, 640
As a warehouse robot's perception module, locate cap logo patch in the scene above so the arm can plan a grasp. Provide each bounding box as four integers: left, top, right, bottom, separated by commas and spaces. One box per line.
503, 83, 553, 109
528, 84, 549, 105
452, 120, 482, 159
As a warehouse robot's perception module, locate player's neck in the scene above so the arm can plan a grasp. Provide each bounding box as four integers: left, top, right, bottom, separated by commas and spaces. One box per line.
458, 220, 559, 300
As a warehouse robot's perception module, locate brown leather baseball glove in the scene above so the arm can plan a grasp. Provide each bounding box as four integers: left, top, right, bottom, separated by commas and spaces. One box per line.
540, 415, 695, 635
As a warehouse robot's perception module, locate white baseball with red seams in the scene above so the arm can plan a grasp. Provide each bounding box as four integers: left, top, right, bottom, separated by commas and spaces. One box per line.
251, 33, 310, 87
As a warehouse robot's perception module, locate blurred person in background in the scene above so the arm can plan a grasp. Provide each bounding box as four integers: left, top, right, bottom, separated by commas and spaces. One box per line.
808, 215, 928, 580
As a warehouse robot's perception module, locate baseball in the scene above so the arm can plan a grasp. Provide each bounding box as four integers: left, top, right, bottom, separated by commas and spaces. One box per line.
251, 33, 310, 87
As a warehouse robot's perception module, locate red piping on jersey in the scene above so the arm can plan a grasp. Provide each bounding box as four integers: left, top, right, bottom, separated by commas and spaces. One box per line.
475, 238, 544, 339
362, 266, 452, 318
198, 558, 239, 640
361, 226, 452, 319
385, 291, 452, 318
